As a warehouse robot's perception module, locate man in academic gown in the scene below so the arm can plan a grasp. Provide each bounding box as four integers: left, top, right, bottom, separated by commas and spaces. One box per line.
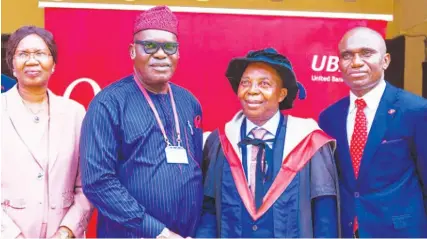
196, 48, 340, 238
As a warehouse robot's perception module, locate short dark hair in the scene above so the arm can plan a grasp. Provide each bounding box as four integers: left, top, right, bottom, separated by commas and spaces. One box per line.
6, 26, 57, 71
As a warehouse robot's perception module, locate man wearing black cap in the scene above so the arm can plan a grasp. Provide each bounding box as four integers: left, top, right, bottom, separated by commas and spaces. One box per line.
196, 48, 339, 238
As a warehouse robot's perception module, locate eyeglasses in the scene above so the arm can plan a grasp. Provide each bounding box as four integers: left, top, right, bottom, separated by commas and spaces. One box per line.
14, 51, 51, 62
134, 40, 179, 55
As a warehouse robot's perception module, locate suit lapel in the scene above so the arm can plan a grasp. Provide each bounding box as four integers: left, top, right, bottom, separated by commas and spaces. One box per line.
358, 84, 398, 179
47, 90, 67, 172
5, 86, 45, 169
335, 97, 357, 185
272, 115, 287, 182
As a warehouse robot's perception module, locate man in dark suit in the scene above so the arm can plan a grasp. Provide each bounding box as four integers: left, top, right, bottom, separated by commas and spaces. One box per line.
319, 26, 427, 238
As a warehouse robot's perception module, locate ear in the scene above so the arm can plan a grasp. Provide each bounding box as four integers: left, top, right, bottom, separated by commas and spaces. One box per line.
52, 63, 56, 73
382, 53, 391, 70
129, 44, 136, 60
279, 88, 288, 103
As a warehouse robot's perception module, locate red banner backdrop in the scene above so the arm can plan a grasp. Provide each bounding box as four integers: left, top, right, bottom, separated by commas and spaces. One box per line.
44, 7, 387, 237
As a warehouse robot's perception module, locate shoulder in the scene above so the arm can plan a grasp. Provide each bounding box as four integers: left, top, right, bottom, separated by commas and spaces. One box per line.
88, 75, 136, 109
319, 96, 349, 120
1, 88, 14, 110
52, 94, 86, 116
170, 83, 202, 110
206, 129, 219, 144
288, 115, 320, 130
287, 115, 334, 142
204, 129, 221, 159
395, 87, 427, 110
394, 88, 427, 124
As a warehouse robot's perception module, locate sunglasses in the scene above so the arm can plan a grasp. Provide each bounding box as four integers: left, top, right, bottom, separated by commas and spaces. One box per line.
134, 40, 179, 55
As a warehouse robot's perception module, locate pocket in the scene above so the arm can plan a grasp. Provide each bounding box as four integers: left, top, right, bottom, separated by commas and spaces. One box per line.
183, 126, 201, 168
392, 214, 412, 230
2, 198, 27, 209
381, 138, 405, 145
377, 137, 410, 160
124, 116, 154, 143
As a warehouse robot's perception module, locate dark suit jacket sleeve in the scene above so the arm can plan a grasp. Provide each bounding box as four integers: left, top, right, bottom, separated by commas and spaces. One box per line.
79, 98, 165, 238
414, 103, 427, 214
196, 131, 219, 238
311, 144, 339, 238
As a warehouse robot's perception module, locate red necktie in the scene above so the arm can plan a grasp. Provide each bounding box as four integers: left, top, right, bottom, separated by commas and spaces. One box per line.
350, 98, 367, 233
350, 98, 368, 178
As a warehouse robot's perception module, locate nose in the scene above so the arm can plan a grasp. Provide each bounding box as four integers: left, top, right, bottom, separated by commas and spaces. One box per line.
25, 55, 39, 65
248, 82, 260, 94
152, 47, 167, 59
351, 53, 364, 68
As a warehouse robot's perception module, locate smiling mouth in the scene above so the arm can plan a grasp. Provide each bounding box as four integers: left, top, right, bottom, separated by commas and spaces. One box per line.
245, 100, 263, 108
349, 72, 368, 77
24, 70, 42, 77
150, 64, 171, 72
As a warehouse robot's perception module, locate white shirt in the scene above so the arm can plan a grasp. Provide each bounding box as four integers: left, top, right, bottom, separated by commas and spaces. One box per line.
245, 110, 280, 183
347, 79, 386, 145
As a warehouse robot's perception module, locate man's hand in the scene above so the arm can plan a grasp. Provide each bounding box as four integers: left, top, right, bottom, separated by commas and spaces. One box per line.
156, 228, 183, 239
167, 231, 184, 239
50, 226, 73, 239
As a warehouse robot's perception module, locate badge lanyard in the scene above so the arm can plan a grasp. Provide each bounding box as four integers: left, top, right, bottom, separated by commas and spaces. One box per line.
133, 72, 181, 147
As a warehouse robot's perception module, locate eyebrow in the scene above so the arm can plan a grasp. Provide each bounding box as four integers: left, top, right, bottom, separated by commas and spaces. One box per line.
15, 48, 50, 52
241, 76, 271, 81
340, 47, 378, 54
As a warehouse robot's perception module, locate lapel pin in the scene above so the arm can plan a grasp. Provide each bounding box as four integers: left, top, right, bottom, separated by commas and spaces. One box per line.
388, 109, 396, 115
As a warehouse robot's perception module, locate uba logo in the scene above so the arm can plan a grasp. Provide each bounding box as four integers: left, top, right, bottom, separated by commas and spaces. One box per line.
311, 55, 340, 72
63, 78, 102, 99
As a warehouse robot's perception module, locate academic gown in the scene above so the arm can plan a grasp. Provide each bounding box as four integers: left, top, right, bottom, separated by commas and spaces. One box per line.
80, 75, 204, 238
196, 111, 341, 238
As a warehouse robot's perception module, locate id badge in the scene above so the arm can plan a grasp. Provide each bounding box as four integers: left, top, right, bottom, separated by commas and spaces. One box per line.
165, 146, 189, 164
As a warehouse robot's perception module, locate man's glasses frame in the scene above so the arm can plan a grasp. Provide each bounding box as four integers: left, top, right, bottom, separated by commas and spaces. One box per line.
134, 40, 179, 55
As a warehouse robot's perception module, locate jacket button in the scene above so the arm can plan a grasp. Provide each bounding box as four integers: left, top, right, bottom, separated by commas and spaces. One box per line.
252, 225, 258, 231
354, 192, 360, 198
37, 172, 44, 180
51, 204, 56, 209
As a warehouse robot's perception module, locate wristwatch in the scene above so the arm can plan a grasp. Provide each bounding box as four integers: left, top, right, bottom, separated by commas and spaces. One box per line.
58, 228, 71, 239
156, 228, 170, 238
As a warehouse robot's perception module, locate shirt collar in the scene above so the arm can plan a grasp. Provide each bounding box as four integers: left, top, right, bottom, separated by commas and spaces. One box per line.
246, 110, 280, 137
349, 78, 386, 112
